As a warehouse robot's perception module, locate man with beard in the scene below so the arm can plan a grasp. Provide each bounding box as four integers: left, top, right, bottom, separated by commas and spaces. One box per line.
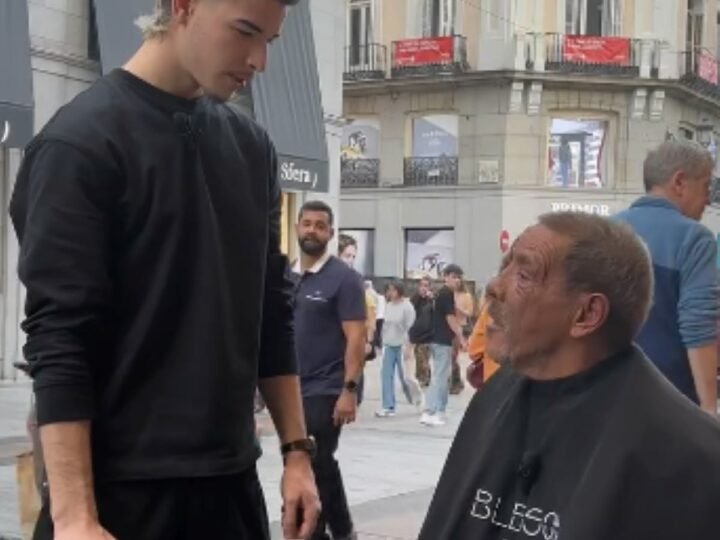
419, 212, 720, 540
11, 1, 318, 539
291, 201, 367, 540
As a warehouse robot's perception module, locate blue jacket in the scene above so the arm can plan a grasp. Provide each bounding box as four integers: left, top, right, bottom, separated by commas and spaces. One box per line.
614, 197, 718, 403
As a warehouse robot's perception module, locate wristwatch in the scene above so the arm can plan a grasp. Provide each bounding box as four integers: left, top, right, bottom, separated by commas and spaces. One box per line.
343, 380, 359, 393
280, 437, 317, 459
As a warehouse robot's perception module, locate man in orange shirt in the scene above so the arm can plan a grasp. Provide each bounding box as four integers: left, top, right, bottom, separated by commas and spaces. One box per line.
466, 303, 500, 387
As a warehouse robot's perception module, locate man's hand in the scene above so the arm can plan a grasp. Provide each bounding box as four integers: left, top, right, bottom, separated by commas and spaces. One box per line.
281, 453, 320, 540
333, 391, 357, 427
55, 521, 116, 540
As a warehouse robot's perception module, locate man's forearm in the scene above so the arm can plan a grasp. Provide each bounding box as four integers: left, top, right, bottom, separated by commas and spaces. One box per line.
344, 337, 365, 383
447, 315, 465, 342
259, 376, 307, 444
688, 344, 718, 414
40, 421, 98, 527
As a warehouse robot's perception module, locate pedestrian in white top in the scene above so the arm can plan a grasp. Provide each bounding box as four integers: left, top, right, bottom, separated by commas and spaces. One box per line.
376, 281, 418, 417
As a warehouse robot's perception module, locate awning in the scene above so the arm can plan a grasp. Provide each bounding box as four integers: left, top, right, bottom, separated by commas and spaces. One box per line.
92, 0, 148, 74
0, 0, 34, 148
249, 0, 329, 193
92, 0, 328, 193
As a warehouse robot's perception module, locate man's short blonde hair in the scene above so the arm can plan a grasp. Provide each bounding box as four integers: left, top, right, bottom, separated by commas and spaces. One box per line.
135, 0, 173, 40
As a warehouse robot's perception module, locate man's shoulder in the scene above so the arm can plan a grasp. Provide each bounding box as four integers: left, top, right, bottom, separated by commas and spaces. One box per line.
217, 102, 274, 155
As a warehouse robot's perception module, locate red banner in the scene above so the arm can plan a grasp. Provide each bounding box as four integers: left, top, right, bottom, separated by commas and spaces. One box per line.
393, 37, 454, 67
697, 51, 719, 84
563, 36, 630, 65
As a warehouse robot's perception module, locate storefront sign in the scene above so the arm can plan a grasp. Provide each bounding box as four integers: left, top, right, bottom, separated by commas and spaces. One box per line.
278, 156, 329, 193
393, 37, 454, 67
551, 202, 611, 216
563, 36, 630, 66
697, 51, 719, 85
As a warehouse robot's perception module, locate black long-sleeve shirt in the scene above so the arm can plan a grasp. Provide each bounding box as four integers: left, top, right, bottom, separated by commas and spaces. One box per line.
9, 69, 297, 481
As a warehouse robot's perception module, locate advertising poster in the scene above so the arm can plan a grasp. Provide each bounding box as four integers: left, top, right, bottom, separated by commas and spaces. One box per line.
393, 37, 454, 67
563, 36, 630, 65
547, 118, 607, 188
412, 115, 458, 157
405, 229, 456, 279
339, 229, 375, 277
341, 119, 381, 161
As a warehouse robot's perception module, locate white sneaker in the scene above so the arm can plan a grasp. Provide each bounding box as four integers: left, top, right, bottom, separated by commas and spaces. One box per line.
420, 412, 434, 425
423, 413, 447, 427
375, 409, 396, 418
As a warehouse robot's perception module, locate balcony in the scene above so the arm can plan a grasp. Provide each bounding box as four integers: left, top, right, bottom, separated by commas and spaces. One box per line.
344, 43, 387, 82
341, 158, 380, 188
404, 156, 458, 186
391, 35, 468, 78
534, 33, 643, 76
679, 48, 720, 101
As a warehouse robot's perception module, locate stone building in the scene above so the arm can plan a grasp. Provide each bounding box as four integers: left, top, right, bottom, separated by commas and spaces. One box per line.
339, 0, 720, 284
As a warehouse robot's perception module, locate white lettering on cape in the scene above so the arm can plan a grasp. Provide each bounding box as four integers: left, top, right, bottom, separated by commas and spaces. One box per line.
470, 489, 560, 540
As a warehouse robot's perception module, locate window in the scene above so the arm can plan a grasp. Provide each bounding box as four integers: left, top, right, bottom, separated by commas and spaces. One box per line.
405, 229, 455, 279
339, 230, 375, 277
348, 0, 373, 67
565, 0, 621, 36
422, 0, 457, 37
547, 118, 609, 189
412, 115, 458, 157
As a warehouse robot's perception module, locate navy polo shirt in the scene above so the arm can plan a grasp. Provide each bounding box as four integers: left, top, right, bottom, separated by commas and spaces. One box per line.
291, 255, 366, 398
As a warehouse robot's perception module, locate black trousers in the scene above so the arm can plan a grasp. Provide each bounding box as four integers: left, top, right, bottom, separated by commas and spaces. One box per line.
304, 395, 353, 540
33, 467, 270, 540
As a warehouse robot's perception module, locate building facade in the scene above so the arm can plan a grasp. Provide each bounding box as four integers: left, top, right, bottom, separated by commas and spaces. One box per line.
339, 0, 720, 286
0, 0, 342, 380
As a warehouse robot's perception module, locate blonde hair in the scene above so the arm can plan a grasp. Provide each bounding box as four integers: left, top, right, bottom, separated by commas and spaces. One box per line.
135, 0, 173, 40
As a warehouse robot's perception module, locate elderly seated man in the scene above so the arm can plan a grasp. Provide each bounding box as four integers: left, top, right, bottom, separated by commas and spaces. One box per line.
420, 212, 720, 540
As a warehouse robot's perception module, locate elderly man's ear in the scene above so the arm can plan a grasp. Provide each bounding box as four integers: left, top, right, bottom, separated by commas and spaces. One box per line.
569, 293, 609, 339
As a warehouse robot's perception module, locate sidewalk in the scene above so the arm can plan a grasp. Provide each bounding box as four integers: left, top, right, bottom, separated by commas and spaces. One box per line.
0, 359, 473, 540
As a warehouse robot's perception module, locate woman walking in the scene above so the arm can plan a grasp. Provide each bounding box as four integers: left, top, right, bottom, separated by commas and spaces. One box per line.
376, 282, 417, 417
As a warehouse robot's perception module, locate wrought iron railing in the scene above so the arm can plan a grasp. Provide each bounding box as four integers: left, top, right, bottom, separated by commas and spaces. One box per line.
391, 35, 469, 78
341, 158, 380, 188
344, 43, 387, 82
403, 157, 458, 186
679, 47, 720, 101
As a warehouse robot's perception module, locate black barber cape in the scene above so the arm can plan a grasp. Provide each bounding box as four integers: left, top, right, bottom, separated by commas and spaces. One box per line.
419, 346, 720, 540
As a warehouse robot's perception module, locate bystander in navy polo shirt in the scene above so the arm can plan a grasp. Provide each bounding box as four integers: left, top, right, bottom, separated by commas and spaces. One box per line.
291, 254, 366, 398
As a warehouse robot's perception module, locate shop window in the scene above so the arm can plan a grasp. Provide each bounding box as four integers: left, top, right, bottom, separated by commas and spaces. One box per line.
88, 0, 101, 62
339, 229, 376, 277
405, 229, 455, 279
547, 118, 609, 189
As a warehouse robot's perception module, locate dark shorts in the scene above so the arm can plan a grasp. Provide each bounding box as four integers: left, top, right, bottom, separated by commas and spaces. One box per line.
33, 467, 270, 540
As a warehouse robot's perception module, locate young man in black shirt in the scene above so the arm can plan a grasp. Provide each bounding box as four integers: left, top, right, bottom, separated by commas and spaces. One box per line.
409, 277, 434, 386
420, 213, 720, 540
420, 265, 467, 427
10, 1, 319, 539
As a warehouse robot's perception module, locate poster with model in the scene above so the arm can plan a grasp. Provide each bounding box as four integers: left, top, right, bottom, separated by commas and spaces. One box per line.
341, 119, 380, 161
338, 229, 375, 277
547, 118, 607, 188
405, 229, 455, 279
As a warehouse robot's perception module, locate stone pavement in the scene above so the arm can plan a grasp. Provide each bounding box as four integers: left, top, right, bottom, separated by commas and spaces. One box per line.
0, 359, 474, 540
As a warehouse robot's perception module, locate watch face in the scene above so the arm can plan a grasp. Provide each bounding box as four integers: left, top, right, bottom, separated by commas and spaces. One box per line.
344, 381, 358, 391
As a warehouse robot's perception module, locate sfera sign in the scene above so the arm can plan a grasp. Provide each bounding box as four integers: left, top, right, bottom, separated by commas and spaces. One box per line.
281, 161, 318, 189
277, 156, 329, 193
551, 202, 612, 216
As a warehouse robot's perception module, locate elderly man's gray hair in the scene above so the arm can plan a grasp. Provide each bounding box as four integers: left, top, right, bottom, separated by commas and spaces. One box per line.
643, 139, 714, 192
136, 0, 299, 40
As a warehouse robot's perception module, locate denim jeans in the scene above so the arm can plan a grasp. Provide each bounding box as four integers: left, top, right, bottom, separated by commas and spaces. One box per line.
425, 344, 452, 414
382, 345, 412, 410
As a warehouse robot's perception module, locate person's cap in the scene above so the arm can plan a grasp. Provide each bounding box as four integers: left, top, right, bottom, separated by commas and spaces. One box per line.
443, 264, 464, 277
